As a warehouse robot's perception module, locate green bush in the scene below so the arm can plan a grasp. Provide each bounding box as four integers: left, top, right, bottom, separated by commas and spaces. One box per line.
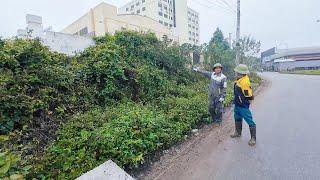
0, 32, 195, 134
0, 39, 74, 133
34, 95, 209, 179
1, 31, 261, 179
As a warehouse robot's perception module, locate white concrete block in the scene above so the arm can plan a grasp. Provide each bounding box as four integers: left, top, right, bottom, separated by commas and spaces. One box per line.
76, 160, 135, 180
26, 14, 42, 24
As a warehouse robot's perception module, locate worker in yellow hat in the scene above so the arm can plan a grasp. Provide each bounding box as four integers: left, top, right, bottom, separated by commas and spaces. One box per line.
231, 64, 256, 146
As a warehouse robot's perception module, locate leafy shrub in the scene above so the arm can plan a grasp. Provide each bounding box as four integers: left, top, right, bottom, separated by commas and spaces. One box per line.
77, 43, 125, 104
34, 97, 208, 179
0, 39, 74, 133
0, 136, 31, 179
1, 31, 261, 180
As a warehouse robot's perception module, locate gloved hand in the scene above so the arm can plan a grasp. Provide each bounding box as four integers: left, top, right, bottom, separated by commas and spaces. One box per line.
193, 67, 198, 72
219, 97, 224, 102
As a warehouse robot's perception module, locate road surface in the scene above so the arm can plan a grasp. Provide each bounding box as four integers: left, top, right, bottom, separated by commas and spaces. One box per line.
158, 72, 320, 180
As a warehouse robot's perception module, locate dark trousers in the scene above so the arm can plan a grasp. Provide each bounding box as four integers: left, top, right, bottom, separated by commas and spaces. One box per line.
209, 98, 224, 123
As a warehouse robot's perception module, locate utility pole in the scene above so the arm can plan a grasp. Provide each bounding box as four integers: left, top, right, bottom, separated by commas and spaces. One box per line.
228, 33, 232, 47
235, 0, 240, 65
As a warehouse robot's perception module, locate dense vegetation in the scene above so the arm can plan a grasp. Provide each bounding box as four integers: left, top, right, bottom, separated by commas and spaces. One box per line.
0, 30, 261, 179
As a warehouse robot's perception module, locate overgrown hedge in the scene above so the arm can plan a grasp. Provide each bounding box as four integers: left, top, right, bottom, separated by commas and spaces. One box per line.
0, 31, 260, 179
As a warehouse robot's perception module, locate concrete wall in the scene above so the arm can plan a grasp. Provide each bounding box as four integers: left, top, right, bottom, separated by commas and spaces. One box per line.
18, 14, 95, 56
62, 12, 94, 36
43, 31, 94, 55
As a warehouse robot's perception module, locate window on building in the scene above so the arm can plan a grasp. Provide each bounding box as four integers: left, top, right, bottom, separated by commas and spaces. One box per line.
159, 20, 163, 24
126, 8, 129, 11
164, 22, 168, 26
79, 27, 88, 36
158, 3, 162, 7
159, 11, 163, 16
137, 10, 140, 13
142, 0, 145, 3
169, 24, 173, 27
142, 7, 146, 11
164, 14, 168, 18
136, 2, 140, 6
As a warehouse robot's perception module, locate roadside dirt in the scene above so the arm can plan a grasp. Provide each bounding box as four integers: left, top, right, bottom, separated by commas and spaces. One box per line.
135, 78, 270, 180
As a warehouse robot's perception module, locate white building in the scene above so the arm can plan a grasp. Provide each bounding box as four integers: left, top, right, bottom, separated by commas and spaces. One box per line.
119, 0, 200, 45
62, 3, 178, 43
17, 14, 94, 55
187, 8, 200, 44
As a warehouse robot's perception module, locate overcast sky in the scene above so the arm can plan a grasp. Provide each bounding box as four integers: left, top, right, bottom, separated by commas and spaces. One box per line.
1, 0, 320, 51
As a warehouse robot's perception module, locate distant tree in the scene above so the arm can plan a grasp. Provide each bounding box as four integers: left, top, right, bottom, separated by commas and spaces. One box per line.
210, 28, 230, 51
204, 28, 235, 77
235, 35, 261, 69
180, 43, 193, 58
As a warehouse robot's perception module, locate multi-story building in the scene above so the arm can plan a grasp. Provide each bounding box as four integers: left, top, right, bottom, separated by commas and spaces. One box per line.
119, 0, 175, 29
119, 0, 200, 45
62, 3, 178, 42
187, 8, 200, 44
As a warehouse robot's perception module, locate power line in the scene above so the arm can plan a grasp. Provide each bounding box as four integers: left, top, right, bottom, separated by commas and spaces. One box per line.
218, 0, 237, 12
194, 0, 236, 14
203, 0, 236, 13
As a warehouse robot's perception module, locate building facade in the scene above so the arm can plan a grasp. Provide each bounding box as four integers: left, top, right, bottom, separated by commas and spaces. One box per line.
187, 8, 200, 44
17, 14, 94, 55
62, 3, 178, 43
119, 0, 200, 45
261, 47, 320, 71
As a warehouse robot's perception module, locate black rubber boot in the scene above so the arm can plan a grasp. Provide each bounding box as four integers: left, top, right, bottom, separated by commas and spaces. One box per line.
248, 126, 256, 146
230, 121, 242, 138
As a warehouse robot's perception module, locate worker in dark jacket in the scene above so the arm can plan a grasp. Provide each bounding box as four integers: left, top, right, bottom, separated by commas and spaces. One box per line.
193, 63, 227, 126
230, 64, 256, 146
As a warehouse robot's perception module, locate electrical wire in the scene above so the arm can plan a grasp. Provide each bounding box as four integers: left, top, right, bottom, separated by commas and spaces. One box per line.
219, 0, 237, 12
193, 0, 236, 15
205, 0, 236, 13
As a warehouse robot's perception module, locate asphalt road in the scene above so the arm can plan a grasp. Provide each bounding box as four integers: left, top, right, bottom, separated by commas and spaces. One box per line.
159, 72, 320, 180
